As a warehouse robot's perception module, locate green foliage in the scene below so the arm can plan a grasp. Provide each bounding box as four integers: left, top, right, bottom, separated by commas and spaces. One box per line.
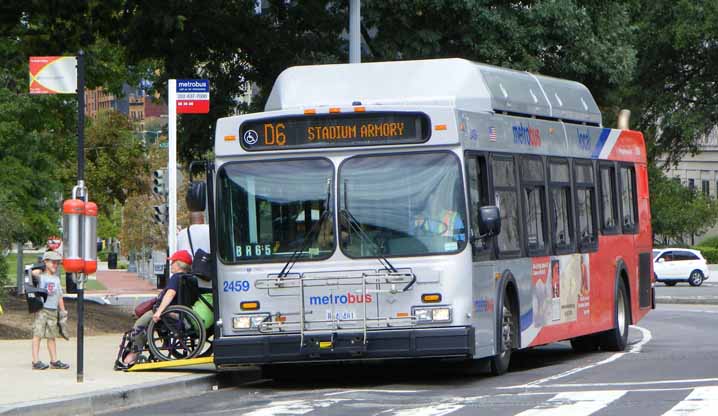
697, 236, 718, 249
650, 166, 718, 243
622, 0, 718, 165
693, 246, 718, 264
0, 254, 9, 283
362, 0, 637, 108
81, 110, 150, 211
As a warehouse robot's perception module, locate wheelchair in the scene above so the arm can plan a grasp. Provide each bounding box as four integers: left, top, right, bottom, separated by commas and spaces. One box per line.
117, 273, 214, 366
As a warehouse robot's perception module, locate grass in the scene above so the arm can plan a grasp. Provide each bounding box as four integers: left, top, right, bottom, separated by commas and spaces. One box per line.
3, 253, 106, 291
4, 253, 19, 281
84, 279, 106, 291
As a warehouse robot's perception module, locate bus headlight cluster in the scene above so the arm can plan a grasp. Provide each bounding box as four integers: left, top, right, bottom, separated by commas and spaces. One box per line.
232, 313, 270, 330
413, 306, 452, 323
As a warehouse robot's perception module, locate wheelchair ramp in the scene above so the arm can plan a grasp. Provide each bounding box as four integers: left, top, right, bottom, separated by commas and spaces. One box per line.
127, 356, 214, 372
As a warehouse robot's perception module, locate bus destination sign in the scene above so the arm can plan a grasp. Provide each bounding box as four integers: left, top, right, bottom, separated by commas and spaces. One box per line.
239, 112, 430, 151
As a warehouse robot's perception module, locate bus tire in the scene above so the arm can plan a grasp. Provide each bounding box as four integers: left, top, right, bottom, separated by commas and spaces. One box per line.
490, 291, 517, 375
600, 278, 630, 351
570, 334, 599, 352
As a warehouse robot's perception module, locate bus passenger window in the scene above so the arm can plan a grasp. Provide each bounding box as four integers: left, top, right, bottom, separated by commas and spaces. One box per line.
550, 161, 573, 252
521, 156, 546, 254
466, 155, 490, 257
620, 166, 638, 232
599, 165, 618, 232
575, 162, 597, 249
492, 157, 520, 254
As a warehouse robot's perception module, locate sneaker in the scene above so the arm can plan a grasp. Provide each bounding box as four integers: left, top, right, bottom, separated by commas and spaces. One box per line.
114, 360, 130, 371
32, 361, 49, 370
50, 360, 70, 370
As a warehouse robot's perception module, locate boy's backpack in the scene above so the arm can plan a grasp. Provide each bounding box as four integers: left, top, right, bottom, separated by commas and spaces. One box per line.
24, 285, 48, 313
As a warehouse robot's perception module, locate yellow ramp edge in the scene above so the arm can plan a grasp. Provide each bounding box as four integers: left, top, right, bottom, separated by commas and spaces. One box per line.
128, 356, 214, 372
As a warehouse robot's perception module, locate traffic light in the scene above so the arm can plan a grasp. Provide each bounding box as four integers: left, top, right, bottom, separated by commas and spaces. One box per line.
153, 169, 167, 195
153, 204, 168, 224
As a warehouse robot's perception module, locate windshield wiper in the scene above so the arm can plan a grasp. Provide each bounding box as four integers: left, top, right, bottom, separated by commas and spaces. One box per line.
277, 178, 332, 279
339, 207, 398, 274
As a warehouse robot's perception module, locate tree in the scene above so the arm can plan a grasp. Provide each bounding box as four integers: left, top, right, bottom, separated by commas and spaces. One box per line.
105, 0, 346, 160
649, 167, 718, 244
621, 0, 718, 165
77, 110, 150, 210
362, 1, 637, 112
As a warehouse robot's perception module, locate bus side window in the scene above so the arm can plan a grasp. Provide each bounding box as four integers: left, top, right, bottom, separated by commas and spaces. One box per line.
549, 159, 574, 253
599, 164, 619, 234
492, 155, 521, 256
619, 165, 638, 233
575, 161, 598, 251
520, 156, 547, 255
466, 154, 491, 259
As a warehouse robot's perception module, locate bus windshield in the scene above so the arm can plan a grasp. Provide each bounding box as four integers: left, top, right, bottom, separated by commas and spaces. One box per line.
339, 152, 467, 258
217, 158, 334, 263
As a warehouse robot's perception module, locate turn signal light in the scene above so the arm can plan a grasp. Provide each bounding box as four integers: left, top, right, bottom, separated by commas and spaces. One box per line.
304, 109, 316, 115
435, 124, 447, 131
240, 301, 260, 310
422, 293, 442, 303
329, 107, 341, 113
353, 106, 366, 112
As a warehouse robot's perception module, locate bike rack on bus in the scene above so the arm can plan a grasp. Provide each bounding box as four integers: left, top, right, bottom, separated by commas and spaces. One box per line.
255, 270, 417, 347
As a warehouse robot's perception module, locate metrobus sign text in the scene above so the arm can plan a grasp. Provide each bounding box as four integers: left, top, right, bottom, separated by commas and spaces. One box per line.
176, 79, 210, 114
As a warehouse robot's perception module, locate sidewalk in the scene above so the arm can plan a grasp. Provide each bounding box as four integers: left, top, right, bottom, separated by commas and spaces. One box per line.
0, 335, 231, 415
66, 266, 160, 310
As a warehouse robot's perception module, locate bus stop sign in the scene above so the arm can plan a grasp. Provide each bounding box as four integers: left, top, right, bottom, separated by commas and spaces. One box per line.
176, 79, 209, 114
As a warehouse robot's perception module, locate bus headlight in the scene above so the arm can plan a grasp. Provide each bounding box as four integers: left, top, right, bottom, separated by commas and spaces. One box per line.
232, 313, 270, 330
413, 306, 452, 323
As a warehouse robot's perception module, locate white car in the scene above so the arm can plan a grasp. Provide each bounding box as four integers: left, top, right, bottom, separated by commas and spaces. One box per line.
653, 248, 710, 287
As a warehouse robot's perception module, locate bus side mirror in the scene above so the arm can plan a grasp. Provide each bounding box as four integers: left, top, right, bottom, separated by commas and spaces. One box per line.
478, 205, 501, 238
186, 181, 207, 212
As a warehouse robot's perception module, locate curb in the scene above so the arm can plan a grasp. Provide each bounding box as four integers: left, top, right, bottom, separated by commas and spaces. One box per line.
0, 371, 243, 416
656, 296, 718, 305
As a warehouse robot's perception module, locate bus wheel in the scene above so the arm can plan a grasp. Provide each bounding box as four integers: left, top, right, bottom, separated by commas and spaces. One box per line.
600, 278, 630, 351
570, 334, 599, 353
490, 293, 516, 375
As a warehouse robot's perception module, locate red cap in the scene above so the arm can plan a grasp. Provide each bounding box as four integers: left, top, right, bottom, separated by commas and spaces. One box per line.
168, 249, 192, 265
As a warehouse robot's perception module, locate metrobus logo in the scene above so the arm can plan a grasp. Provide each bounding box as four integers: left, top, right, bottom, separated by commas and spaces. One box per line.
309, 292, 374, 305
512, 123, 541, 147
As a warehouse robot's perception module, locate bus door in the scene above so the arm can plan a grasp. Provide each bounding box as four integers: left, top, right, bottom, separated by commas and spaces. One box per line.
466, 153, 496, 350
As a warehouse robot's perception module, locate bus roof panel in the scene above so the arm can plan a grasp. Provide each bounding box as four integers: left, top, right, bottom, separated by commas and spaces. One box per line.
266, 58, 602, 126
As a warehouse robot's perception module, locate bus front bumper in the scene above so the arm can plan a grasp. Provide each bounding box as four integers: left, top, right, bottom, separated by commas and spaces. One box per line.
214, 326, 474, 366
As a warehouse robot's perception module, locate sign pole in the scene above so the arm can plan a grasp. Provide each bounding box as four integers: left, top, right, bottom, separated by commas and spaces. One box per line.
76, 50, 86, 383
168, 79, 177, 254
349, 0, 361, 63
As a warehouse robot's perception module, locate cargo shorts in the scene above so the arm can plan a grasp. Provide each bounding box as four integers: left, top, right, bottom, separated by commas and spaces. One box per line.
33, 308, 61, 339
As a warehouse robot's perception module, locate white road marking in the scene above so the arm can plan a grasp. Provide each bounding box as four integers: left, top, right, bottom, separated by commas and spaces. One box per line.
242, 399, 348, 416
662, 386, 718, 416
390, 403, 464, 416
501, 325, 652, 389
527, 378, 718, 389
324, 389, 423, 396
514, 390, 626, 416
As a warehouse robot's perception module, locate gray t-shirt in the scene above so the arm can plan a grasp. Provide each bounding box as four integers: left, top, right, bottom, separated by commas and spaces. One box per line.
38, 274, 63, 310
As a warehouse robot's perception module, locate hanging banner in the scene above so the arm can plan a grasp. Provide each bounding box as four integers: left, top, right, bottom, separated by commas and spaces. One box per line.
29, 56, 78, 94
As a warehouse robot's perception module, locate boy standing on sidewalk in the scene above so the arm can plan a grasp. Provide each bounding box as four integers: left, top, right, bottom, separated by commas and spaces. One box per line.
31, 250, 70, 370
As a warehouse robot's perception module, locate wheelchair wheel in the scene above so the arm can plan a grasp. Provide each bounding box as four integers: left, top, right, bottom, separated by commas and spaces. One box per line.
147, 305, 206, 361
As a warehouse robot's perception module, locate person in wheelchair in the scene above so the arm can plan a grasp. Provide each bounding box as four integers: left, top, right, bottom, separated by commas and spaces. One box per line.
117, 250, 193, 369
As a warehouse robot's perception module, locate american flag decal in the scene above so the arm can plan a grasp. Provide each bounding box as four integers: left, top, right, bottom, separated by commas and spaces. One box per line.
488, 127, 497, 141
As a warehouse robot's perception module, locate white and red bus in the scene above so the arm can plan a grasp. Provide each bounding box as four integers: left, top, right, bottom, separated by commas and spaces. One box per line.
194, 58, 653, 374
